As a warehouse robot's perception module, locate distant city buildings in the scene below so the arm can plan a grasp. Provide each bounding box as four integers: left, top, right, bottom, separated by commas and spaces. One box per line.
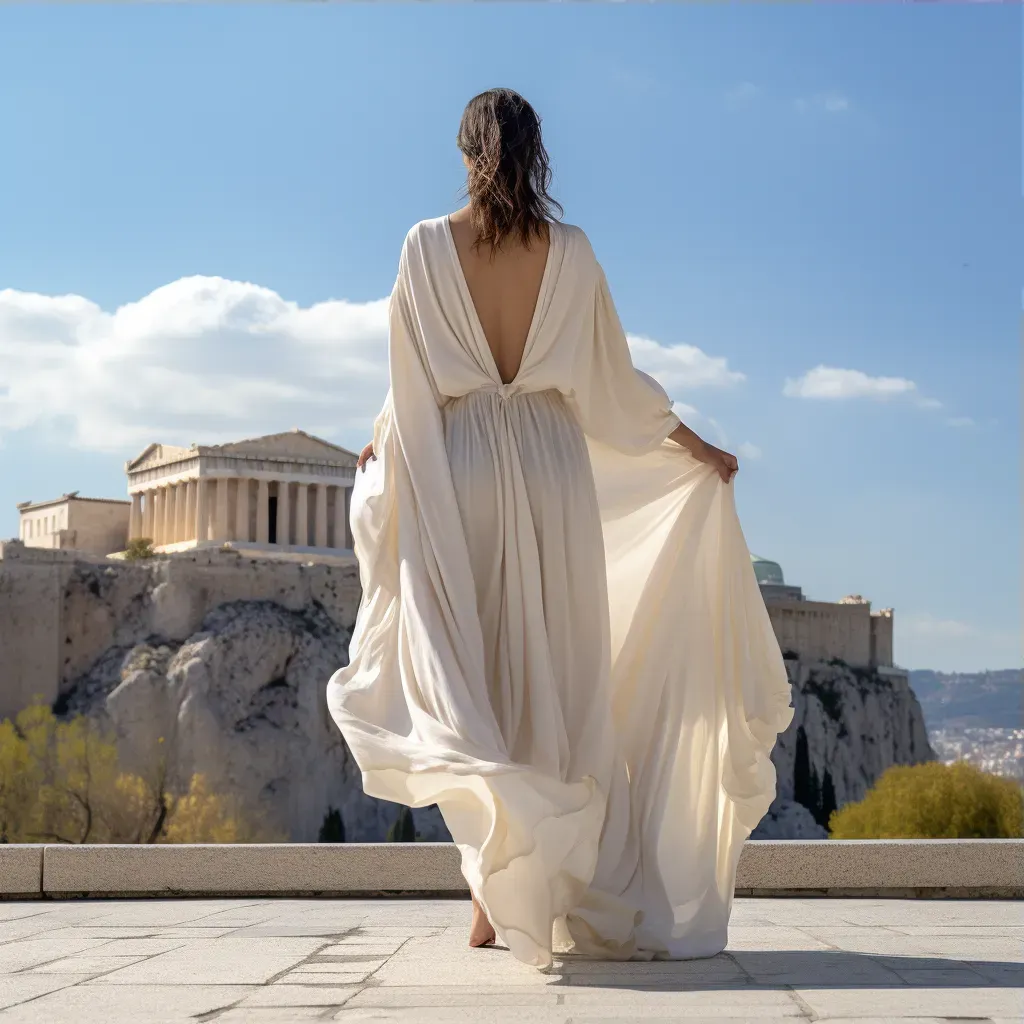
928, 727, 1024, 781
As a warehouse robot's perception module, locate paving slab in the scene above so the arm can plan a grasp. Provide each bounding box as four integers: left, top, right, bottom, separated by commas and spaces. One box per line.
0, 897, 1018, 1022
0, 983, 257, 1023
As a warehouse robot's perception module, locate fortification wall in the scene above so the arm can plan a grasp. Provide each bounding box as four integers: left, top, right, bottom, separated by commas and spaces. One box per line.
765, 598, 874, 667
870, 609, 894, 667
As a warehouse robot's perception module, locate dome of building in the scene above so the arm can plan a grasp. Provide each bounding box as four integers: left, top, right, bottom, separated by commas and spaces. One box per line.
750, 554, 785, 586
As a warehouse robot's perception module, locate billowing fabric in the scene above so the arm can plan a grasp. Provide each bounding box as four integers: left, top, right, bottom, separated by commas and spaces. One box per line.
326, 216, 794, 969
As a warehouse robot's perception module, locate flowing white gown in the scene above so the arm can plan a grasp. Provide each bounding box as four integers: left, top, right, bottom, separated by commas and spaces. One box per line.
326, 215, 794, 969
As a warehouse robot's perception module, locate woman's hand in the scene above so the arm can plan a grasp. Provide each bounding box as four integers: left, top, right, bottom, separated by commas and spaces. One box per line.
357, 442, 376, 472
667, 422, 738, 482
692, 440, 738, 483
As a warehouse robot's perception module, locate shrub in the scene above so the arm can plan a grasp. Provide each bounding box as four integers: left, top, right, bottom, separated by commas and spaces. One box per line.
123, 538, 155, 561
828, 760, 1024, 839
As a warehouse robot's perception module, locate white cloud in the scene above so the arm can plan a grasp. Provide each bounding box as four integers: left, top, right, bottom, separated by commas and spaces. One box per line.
947, 415, 976, 428
0, 278, 391, 454
667, 401, 731, 446
0, 278, 743, 457
627, 334, 745, 394
782, 365, 939, 409
795, 91, 851, 115
671, 401, 701, 422
738, 442, 762, 460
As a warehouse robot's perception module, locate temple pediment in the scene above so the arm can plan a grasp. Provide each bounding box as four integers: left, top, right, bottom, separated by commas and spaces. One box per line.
126, 443, 194, 473
203, 430, 358, 466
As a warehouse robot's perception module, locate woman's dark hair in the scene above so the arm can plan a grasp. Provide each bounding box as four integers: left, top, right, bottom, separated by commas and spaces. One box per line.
456, 88, 563, 255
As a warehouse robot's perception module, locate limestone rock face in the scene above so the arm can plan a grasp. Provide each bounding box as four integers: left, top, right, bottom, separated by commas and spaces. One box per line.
58, 594, 450, 844
748, 799, 827, 840
750, 658, 936, 839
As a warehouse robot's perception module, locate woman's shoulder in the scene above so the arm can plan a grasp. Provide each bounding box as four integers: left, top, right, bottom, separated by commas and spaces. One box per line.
555, 220, 596, 258
553, 221, 602, 285
402, 215, 450, 251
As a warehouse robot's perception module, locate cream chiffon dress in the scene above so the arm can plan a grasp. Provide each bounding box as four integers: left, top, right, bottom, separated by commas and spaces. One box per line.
326, 216, 794, 969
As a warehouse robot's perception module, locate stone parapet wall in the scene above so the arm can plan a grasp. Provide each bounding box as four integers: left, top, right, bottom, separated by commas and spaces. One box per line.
2, 840, 1020, 899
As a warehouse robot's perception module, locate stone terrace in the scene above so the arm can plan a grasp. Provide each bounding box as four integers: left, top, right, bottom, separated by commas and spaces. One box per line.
0, 896, 1021, 1023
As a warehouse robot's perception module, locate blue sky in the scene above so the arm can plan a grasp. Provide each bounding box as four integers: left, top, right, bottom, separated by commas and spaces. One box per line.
0, 4, 1019, 672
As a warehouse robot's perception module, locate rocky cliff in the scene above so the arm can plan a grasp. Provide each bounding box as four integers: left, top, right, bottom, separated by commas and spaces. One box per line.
57, 595, 449, 843
2, 543, 447, 842
750, 656, 936, 839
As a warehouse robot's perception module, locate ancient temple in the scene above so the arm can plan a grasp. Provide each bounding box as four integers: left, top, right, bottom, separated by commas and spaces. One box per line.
124, 429, 358, 557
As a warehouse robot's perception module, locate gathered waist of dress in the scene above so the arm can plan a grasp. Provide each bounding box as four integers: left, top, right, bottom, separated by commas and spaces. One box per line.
446, 383, 564, 406
443, 386, 582, 438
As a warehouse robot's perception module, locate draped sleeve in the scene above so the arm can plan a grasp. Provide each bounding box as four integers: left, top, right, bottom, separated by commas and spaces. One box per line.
568, 263, 681, 455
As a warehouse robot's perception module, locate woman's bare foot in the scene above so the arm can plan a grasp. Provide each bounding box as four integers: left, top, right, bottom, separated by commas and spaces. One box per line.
469, 893, 496, 948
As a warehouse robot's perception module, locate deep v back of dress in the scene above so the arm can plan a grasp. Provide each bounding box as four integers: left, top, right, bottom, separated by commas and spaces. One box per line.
327, 214, 795, 971
444, 214, 553, 387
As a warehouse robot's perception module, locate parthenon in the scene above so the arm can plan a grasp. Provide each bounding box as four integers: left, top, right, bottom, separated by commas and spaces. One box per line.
124, 429, 358, 555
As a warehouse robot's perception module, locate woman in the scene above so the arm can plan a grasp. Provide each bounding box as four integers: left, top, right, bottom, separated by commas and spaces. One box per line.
327, 88, 794, 969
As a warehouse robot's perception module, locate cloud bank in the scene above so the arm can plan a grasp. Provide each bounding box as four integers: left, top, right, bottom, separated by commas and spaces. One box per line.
0, 277, 743, 455
783, 365, 939, 408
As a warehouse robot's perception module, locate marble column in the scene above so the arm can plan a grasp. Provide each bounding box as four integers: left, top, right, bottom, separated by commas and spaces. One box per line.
295, 483, 309, 547
129, 493, 143, 542
332, 485, 347, 549
175, 482, 187, 542
276, 481, 290, 547
314, 483, 328, 548
235, 478, 250, 542
256, 480, 270, 543
163, 484, 176, 545
152, 488, 164, 546
185, 480, 197, 541
195, 479, 209, 544
213, 478, 229, 541
142, 490, 154, 541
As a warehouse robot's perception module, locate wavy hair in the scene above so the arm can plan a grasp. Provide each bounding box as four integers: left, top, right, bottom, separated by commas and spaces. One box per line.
456, 88, 563, 255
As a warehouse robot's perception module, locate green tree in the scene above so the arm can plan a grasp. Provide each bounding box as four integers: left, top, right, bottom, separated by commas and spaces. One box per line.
0, 702, 282, 843
386, 806, 417, 842
829, 760, 1024, 839
318, 806, 346, 843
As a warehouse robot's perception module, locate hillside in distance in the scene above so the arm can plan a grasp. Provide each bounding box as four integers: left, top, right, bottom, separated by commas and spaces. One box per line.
910, 668, 1022, 730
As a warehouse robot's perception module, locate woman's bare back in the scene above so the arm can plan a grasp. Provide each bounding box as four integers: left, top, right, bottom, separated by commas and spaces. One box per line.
447, 208, 551, 386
